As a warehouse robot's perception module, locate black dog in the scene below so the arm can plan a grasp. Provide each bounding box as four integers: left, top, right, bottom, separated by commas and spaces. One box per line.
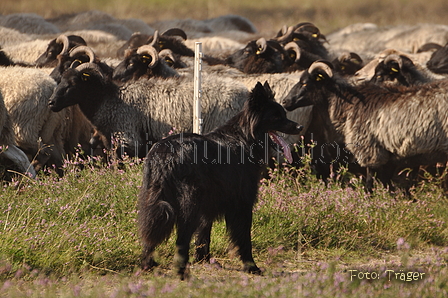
138, 81, 302, 279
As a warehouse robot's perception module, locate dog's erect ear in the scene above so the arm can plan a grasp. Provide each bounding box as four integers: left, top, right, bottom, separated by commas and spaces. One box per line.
263, 81, 272, 96
249, 81, 275, 109
252, 81, 265, 95
249, 82, 266, 108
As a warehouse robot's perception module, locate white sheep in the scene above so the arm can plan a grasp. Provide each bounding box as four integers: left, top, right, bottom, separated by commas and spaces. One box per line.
2, 39, 52, 65
0, 66, 65, 174
0, 93, 36, 178
48, 63, 251, 158
0, 13, 61, 35
0, 26, 33, 47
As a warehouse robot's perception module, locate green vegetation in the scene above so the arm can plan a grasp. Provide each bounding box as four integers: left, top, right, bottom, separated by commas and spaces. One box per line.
1, 0, 448, 295
0, 152, 447, 297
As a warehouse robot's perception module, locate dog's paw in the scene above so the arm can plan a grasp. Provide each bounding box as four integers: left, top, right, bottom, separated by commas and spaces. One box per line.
141, 258, 159, 271
243, 262, 262, 275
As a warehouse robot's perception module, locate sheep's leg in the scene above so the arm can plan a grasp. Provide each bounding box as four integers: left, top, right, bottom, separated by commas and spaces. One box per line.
2, 145, 37, 178
377, 163, 397, 192
46, 143, 66, 177
29, 139, 53, 173
365, 167, 375, 193
194, 220, 213, 263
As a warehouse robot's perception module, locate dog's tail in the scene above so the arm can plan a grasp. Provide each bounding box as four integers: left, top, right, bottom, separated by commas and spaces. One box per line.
138, 187, 176, 248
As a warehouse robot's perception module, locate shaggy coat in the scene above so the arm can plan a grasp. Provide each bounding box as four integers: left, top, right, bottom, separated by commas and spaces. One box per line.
0, 66, 67, 174
48, 63, 250, 158
0, 93, 36, 178
138, 82, 302, 279
0, 66, 94, 175
283, 61, 448, 187
225, 38, 285, 74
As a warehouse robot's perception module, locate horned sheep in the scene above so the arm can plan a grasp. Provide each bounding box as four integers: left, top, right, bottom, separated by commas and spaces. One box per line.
0, 66, 92, 175
282, 61, 448, 191
35, 34, 87, 67
112, 45, 180, 82
48, 63, 251, 158
327, 23, 448, 58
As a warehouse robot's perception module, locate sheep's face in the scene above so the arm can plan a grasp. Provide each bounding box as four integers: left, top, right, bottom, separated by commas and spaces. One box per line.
370, 56, 413, 87
113, 55, 149, 82
35, 40, 63, 67
282, 64, 333, 111
36, 35, 87, 67
49, 68, 104, 112
226, 40, 284, 74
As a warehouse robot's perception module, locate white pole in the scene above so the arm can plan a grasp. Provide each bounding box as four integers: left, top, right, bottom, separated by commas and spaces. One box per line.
193, 42, 203, 135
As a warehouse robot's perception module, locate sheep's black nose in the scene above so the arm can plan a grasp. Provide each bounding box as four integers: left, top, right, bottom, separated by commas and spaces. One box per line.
297, 125, 303, 131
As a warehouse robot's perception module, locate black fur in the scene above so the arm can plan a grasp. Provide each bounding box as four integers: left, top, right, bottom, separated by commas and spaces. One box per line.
225, 39, 285, 74
427, 42, 448, 74
112, 48, 179, 83
35, 35, 86, 67
138, 82, 302, 279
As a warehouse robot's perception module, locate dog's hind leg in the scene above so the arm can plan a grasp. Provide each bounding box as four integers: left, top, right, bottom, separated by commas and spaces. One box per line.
225, 207, 261, 275
174, 221, 197, 280
138, 196, 175, 271
194, 220, 213, 263
141, 243, 159, 271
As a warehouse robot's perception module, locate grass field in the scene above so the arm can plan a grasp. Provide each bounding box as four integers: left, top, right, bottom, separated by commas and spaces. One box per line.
0, 151, 447, 297
1, 0, 448, 296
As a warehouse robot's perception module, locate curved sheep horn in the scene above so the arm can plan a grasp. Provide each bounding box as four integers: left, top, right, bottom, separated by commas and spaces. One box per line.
55, 34, 70, 55
69, 46, 96, 63
75, 62, 104, 79
256, 37, 267, 55
137, 45, 159, 68
308, 60, 333, 78
148, 30, 159, 48
284, 42, 301, 62
383, 54, 403, 71
338, 51, 353, 62
159, 48, 175, 63
275, 25, 294, 43
292, 22, 315, 28
275, 25, 288, 37
377, 48, 406, 61
293, 22, 327, 42
162, 28, 187, 40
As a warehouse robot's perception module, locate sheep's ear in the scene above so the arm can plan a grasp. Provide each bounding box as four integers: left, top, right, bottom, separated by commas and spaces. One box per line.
164, 56, 174, 67
315, 72, 326, 82
140, 54, 152, 65
70, 59, 83, 69
390, 65, 400, 73
81, 72, 91, 81
308, 60, 333, 82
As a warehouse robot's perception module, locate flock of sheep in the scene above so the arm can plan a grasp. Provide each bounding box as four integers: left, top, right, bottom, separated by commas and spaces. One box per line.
1, 10, 448, 192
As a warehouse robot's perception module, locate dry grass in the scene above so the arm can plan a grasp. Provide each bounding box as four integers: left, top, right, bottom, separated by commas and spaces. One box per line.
2, 0, 448, 36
